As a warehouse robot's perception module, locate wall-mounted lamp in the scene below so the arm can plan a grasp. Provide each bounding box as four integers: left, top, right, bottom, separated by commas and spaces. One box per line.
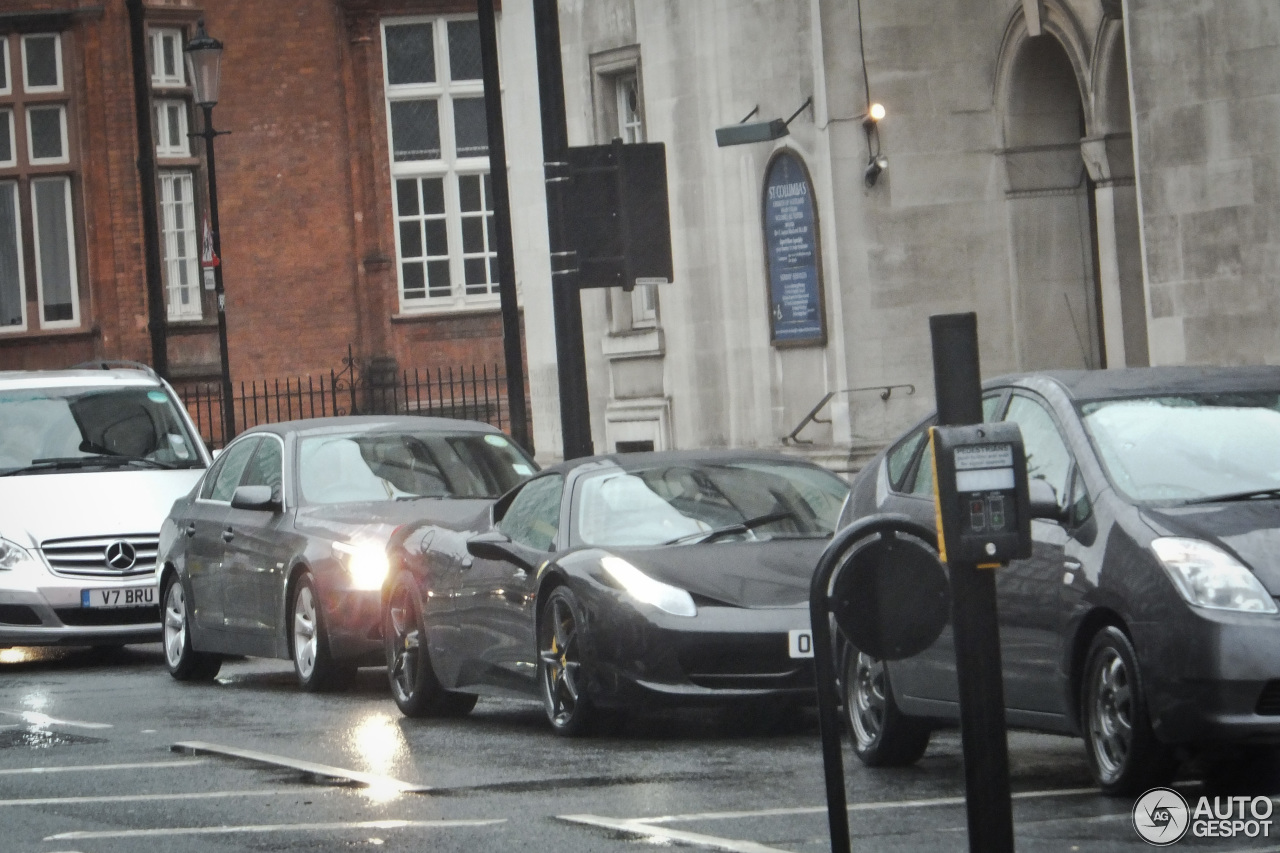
716, 96, 813, 147
861, 101, 888, 187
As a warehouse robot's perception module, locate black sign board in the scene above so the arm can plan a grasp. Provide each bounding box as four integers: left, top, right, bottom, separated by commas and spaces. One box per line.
763, 151, 826, 346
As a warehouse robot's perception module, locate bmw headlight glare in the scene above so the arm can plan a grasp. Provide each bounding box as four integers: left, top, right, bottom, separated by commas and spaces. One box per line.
601, 555, 696, 617
333, 540, 391, 591
1151, 537, 1277, 613
0, 538, 39, 573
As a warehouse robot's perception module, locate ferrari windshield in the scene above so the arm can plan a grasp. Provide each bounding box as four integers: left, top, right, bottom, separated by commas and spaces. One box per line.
0, 384, 203, 474
298, 429, 536, 504
575, 460, 849, 547
1080, 392, 1280, 503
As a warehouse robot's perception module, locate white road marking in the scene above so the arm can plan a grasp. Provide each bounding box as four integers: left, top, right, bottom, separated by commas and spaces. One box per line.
560, 815, 793, 853
0, 759, 206, 776
46, 818, 505, 841
0, 787, 316, 807
0, 710, 111, 730
172, 740, 430, 793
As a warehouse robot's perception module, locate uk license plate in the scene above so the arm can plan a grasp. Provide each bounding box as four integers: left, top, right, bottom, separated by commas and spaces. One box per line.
788, 629, 814, 659
81, 587, 157, 608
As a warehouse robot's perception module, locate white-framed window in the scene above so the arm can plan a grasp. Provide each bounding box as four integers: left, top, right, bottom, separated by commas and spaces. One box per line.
21, 34, 62, 94
0, 181, 25, 331
383, 15, 494, 311
0, 38, 10, 97
0, 108, 13, 167
149, 28, 185, 88
591, 50, 657, 331
31, 176, 78, 328
25, 103, 67, 164
158, 171, 201, 320
154, 99, 189, 157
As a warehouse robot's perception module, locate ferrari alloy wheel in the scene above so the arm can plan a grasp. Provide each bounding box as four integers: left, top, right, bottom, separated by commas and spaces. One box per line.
1081, 625, 1175, 796
161, 574, 220, 681
290, 572, 354, 692
384, 572, 476, 718
842, 643, 929, 766
538, 586, 595, 736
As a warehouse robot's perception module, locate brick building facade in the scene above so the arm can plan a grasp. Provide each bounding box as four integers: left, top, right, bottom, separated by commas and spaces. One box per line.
0, 0, 537, 445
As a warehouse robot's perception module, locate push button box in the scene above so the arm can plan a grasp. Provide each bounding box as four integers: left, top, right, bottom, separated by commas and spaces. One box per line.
929, 422, 1032, 566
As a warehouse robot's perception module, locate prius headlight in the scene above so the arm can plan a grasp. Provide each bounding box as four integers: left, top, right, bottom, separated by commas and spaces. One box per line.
0, 538, 40, 573
600, 555, 696, 617
1152, 537, 1278, 614
333, 540, 391, 591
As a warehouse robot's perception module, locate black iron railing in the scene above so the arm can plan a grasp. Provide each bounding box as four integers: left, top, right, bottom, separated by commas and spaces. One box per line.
177, 347, 520, 450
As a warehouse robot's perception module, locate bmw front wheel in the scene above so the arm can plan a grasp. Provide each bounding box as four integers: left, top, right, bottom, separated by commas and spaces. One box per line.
161, 574, 221, 682
290, 572, 354, 692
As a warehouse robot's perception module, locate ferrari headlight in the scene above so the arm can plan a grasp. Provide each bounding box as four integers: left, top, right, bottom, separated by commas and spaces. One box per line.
0, 538, 40, 573
1152, 537, 1278, 614
333, 540, 391, 591
601, 555, 696, 617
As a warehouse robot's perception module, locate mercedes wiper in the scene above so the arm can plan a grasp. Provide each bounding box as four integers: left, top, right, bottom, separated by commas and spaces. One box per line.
1183, 488, 1280, 505
661, 509, 799, 546
0, 455, 178, 477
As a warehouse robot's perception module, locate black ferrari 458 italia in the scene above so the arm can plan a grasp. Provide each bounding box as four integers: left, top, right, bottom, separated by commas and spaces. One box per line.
382, 449, 850, 734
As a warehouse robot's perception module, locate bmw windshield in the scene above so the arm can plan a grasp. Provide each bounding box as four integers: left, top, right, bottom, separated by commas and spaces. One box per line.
0, 385, 204, 475
574, 460, 850, 547
1080, 392, 1280, 504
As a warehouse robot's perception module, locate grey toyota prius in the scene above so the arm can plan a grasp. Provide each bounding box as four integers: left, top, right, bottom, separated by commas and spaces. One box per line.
839, 365, 1280, 795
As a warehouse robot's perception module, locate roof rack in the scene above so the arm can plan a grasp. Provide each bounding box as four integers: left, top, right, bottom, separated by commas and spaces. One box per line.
69, 360, 161, 382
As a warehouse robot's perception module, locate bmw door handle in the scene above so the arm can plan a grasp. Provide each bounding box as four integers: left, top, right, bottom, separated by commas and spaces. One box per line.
221, 528, 235, 543
1064, 560, 1082, 571
185, 523, 196, 537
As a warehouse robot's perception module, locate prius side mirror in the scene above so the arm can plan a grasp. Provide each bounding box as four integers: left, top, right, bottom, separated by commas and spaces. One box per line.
1027, 479, 1065, 523
231, 484, 280, 512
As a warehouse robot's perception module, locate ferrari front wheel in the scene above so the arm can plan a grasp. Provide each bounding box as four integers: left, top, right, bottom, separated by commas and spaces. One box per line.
384, 572, 476, 718
538, 586, 596, 736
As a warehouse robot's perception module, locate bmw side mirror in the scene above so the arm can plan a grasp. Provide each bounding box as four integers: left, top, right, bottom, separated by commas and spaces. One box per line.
1027, 479, 1065, 523
231, 484, 280, 512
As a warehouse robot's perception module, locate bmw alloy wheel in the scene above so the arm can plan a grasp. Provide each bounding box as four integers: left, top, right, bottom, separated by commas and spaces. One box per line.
163, 580, 188, 670
292, 582, 319, 682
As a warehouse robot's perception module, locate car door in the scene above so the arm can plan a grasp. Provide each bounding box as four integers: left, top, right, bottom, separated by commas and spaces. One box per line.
185, 437, 260, 636
220, 434, 288, 647
995, 392, 1076, 717
453, 474, 563, 693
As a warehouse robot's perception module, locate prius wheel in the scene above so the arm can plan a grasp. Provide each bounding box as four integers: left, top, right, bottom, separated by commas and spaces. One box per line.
842, 643, 929, 767
290, 572, 354, 692
384, 572, 476, 718
1081, 626, 1175, 796
538, 586, 596, 737
161, 574, 221, 682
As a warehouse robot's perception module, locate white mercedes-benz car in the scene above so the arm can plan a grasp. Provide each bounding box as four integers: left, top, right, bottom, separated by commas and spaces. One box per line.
0, 363, 211, 648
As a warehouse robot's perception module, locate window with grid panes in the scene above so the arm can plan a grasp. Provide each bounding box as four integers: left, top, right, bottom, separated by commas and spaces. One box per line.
0, 32, 81, 331
383, 16, 497, 310
148, 26, 200, 321
602, 66, 656, 329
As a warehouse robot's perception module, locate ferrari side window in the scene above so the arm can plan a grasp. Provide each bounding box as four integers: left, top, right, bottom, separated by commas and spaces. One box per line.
498, 474, 563, 552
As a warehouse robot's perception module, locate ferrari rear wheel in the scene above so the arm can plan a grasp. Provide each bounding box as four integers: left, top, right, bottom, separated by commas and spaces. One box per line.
538, 586, 596, 736
842, 643, 930, 766
384, 572, 476, 718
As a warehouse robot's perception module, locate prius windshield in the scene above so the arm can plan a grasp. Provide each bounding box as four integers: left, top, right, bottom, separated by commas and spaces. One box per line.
0, 384, 204, 474
1080, 392, 1280, 504
574, 460, 850, 547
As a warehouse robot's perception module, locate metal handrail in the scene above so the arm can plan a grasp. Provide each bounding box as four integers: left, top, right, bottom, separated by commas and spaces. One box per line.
782, 383, 915, 445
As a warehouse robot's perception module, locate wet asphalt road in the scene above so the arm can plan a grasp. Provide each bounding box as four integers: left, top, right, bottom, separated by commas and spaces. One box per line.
0, 644, 1278, 852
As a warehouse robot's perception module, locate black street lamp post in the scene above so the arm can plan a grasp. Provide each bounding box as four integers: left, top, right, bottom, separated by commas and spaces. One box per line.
184, 20, 235, 444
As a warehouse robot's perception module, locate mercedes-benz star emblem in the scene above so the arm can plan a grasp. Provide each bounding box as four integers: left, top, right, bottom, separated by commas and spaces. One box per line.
104, 541, 137, 571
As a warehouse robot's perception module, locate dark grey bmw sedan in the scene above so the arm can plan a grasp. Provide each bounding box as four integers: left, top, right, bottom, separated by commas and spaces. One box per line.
839, 366, 1280, 795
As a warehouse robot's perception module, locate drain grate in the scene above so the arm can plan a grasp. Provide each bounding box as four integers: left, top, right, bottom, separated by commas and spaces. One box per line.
0, 729, 106, 749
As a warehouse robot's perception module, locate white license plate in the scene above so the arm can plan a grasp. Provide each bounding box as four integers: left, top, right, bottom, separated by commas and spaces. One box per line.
789, 629, 814, 659
81, 587, 157, 609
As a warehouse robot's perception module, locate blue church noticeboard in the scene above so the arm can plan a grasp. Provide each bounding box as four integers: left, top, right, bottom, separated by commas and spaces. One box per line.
763, 152, 826, 346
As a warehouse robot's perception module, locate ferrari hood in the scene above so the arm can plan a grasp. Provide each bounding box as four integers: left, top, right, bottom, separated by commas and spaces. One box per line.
611, 538, 830, 608
1142, 501, 1280, 595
